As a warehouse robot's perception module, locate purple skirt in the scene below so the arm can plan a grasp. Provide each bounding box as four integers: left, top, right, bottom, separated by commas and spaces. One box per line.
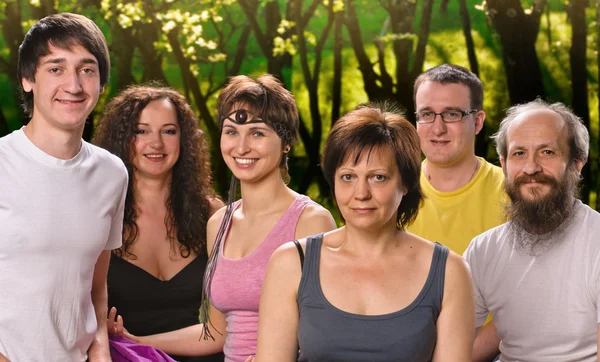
109, 335, 177, 362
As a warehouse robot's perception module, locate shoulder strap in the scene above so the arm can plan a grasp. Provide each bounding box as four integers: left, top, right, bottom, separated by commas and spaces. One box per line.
292, 239, 304, 271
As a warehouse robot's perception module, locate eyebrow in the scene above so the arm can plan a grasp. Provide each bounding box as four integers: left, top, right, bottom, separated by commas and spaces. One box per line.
137, 123, 178, 127
417, 106, 464, 112
41, 57, 99, 66
509, 142, 558, 151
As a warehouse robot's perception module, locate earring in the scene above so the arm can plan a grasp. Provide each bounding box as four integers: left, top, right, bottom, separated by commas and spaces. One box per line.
284, 146, 291, 153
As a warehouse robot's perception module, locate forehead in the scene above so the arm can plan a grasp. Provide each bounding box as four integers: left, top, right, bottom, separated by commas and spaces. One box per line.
340, 145, 397, 170
506, 109, 566, 148
138, 99, 178, 124
415, 81, 471, 108
38, 43, 98, 65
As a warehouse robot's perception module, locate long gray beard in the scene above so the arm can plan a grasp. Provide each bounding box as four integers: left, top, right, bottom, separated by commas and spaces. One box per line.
504, 166, 580, 256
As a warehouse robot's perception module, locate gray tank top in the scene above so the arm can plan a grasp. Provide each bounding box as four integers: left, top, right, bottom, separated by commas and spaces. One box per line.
297, 233, 448, 362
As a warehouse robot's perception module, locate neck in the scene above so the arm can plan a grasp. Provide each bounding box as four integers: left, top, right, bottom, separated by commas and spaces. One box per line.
238, 172, 296, 216
134, 174, 171, 211
24, 120, 83, 160
424, 155, 480, 192
339, 220, 404, 257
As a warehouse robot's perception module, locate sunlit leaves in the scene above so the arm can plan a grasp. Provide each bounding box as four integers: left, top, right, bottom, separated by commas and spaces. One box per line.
100, 0, 229, 64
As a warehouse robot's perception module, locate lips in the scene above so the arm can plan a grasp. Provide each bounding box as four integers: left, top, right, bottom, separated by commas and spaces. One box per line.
56, 99, 85, 104
234, 158, 258, 165
144, 153, 166, 161
431, 140, 450, 145
351, 208, 376, 214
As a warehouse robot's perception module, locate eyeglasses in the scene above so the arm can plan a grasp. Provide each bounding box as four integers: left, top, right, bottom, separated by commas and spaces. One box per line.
415, 109, 478, 124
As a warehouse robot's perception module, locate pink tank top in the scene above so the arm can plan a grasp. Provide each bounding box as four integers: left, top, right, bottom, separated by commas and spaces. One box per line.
210, 194, 314, 362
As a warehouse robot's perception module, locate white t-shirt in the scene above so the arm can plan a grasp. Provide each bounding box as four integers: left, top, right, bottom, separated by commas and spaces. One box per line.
464, 200, 600, 362
0, 129, 128, 361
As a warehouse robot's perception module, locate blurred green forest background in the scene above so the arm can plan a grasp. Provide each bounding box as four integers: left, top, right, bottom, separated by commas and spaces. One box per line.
1, 0, 599, 212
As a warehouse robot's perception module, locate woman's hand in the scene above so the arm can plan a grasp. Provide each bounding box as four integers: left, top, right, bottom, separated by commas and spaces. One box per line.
107, 307, 139, 343
244, 356, 255, 362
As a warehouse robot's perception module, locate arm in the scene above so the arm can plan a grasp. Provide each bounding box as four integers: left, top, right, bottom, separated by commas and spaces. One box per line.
87, 250, 112, 362
432, 252, 476, 362
473, 320, 501, 362
137, 304, 226, 356
0, 352, 10, 362
294, 204, 337, 240
253, 242, 305, 362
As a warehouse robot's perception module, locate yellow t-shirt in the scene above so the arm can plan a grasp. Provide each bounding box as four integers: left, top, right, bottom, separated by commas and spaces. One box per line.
407, 158, 506, 255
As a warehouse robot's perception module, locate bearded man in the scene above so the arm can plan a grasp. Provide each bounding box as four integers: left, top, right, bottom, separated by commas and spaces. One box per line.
464, 99, 600, 362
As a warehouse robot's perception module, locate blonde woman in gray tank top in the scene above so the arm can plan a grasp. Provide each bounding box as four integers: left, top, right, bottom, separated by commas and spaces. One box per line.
248, 104, 476, 362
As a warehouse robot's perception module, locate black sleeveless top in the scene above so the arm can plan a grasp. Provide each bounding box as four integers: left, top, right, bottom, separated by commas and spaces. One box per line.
297, 234, 448, 362
107, 254, 224, 362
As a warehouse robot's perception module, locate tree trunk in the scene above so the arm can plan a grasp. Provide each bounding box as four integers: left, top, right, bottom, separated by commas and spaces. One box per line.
568, 0, 590, 204
331, 9, 343, 126
459, 0, 479, 76
344, 0, 392, 101
0, 104, 9, 136
487, 0, 546, 104
1, 0, 25, 125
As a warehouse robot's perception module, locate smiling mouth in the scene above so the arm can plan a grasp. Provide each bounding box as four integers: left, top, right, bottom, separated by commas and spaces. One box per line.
145, 154, 166, 159
56, 99, 85, 104
234, 158, 258, 165
431, 140, 450, 145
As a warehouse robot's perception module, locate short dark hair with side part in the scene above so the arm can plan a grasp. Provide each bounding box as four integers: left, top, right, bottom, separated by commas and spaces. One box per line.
413, 64, 483, 110
18, 12, 110, 117
322, 102, 423, 229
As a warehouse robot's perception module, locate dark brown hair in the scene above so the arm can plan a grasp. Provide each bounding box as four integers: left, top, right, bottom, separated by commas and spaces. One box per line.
217, 74, 298, 150
413, 64, 483, 110
322, 102, 423, 229
93, 84, 218, 258
18, 12, 110, 117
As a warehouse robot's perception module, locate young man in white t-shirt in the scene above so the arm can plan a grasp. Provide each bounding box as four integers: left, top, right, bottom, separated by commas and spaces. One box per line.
0, 13, 127, 361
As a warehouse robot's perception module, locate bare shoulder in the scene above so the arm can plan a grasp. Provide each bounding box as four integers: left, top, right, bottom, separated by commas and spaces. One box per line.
295, 203, 337, 239
443, 249, 474, 301
264, 239, 307, 293
208, 196, 225, 216
206, 204, 229, 252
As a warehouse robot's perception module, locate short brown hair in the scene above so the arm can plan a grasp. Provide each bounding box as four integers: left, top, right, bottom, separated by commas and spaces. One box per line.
18, 13, 110, 117
217, 74, 299, 147
322, 102, 423, 229
413, 64, 483, 110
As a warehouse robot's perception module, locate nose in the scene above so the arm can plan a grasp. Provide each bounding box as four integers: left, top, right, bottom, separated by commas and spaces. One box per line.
236, 135, 251, 155
149, 131, 164, 149
353, 178, 371, 201
522, 154, 542, 175
63, 71, 83, 94
431, 114, 447, 136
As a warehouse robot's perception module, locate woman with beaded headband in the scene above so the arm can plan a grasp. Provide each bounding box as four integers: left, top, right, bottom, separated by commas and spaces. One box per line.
94, 84, 224, 362
109, 75, 336, 362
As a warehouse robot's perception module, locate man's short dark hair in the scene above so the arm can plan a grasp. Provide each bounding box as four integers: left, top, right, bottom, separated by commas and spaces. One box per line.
17, 12, 110, 117
413, 64, 483, 110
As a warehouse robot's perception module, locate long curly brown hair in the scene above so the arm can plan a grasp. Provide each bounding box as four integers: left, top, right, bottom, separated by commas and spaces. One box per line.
93, 84, 218, 259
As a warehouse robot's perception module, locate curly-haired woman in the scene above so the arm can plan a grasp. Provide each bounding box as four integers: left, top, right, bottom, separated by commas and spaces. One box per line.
93, 84, 224, 362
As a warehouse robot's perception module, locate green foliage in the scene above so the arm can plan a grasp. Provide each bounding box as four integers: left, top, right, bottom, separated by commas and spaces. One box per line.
0, 0, 598, 210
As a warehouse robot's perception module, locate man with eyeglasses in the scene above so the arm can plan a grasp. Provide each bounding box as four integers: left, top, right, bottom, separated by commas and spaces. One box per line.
407, 64, 506, 361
